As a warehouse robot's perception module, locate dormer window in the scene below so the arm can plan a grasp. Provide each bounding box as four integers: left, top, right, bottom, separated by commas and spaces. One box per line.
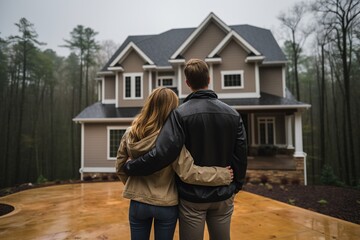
221, 70, 244, 89
123, 73, 143, 99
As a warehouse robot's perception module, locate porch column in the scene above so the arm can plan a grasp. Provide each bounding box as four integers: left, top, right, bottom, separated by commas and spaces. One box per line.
148, 70, 152, 95
285, 115, 294, 149
208, 63, 214, 90
177, 64, 182, 96
294, 111, 305, 157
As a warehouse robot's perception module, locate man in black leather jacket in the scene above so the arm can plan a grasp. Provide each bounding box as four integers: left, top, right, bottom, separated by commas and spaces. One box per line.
123, 59, 247, 240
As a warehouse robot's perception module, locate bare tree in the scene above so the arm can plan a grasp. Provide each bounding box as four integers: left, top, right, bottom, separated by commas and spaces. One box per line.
313, 0, 360, 185
278, 1, 313, 100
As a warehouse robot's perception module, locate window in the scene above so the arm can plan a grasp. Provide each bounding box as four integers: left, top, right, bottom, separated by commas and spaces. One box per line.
258, 117, 275, 145
221, 70, 244, 89
157, 76, 174, 87
107, 127, 126, 160
123, 73, 143, 99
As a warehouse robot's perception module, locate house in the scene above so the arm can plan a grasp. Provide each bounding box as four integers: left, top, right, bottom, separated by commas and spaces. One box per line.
73, 13, 311, 184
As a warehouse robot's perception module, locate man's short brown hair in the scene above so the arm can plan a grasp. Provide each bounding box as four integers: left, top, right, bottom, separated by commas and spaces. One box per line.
184, 59, 209, 90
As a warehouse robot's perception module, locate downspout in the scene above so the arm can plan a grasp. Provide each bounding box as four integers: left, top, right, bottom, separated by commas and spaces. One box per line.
304, 152, 307, 186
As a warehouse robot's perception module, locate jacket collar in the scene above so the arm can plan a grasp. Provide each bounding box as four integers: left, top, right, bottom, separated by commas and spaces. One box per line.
183, 90, 218, 103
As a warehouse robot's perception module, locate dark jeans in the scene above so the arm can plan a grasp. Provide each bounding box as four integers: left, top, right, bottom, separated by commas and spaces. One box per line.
129, 200, 178, 240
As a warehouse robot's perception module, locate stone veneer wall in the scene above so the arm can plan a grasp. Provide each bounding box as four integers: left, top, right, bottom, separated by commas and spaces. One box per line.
246, 157, 305, 185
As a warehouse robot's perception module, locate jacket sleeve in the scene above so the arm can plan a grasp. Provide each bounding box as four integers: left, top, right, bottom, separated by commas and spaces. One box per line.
123, 110, 185, 176
232, 115, 248, 193
115, 129, 130, 184
172, 146, 232, 186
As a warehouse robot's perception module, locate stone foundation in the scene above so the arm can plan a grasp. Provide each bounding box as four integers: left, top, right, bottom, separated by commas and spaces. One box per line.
82, 172, 119, 182
246, 156, 305, 185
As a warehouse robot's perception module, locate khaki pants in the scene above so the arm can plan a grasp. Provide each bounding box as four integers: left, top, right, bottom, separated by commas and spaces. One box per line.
178, 196, 234, 240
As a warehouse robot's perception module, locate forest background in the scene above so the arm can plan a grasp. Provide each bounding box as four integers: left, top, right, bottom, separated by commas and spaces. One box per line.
0, 0, 359, 188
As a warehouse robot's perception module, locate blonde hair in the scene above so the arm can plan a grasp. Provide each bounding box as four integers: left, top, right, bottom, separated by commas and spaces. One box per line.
129, 87, 179, 142
184, 58, 209, 90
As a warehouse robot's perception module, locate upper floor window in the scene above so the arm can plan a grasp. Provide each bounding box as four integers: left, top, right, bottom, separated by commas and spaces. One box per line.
157, 76, 175, 87
258, 117, 275, 145
107, 127, 127, 160
124, 73, 143, 99
221, 70, 244, 89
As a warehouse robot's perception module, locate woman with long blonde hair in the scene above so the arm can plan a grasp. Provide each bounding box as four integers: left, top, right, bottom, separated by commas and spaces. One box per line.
116, 87, 232, 240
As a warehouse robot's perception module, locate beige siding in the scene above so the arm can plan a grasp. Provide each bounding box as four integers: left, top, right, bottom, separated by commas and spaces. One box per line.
104, 76, 115, 100
213, 40, 256, 93
259, 66, 284, 97
84, 123, 131, 168
183, 21, 227, 60
117, 50, 149, 107
181, 21, 227, 96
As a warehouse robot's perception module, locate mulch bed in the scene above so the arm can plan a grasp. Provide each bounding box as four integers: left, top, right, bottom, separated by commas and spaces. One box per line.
243, 183, 360, 224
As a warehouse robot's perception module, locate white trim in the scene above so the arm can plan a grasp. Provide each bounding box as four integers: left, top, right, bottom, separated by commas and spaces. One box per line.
156, 66, 173, 70
293, 112, 305, 157
143, 64, 157, 70
221, 70, 244, 89
107, 66, 124, 71
245, 56, 265, 62
107, 126, 127, 160
257, 117, 276, 145
285, 115, 294, 149
97, 71, 114, 76
110, 42, 154, 67
205, 58, 222, 64
178, 65, 183, 97
261, 61, 288, 66
255, 63, 260, 97
80, 123, 85, 180
149, 71, 152, 95
80, 167, 116, 173
171, 12, 231, 59
217, 92, 260, 98
282, 66, 286, 98
232, 104, 311, 110
208, 64, 214, 90
97, 80, 102, 102
169, 59, 186, 64
102, 99, 116, 104
208, 31, 261, 58
73, 118, 135, 123
115, 72, 119, 108
123, 73, 144, 100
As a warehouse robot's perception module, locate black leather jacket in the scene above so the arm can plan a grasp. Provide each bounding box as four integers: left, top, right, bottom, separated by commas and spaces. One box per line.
123, 90, 247, 203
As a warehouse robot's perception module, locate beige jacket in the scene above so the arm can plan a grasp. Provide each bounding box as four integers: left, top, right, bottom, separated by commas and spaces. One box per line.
116, 127, 231, 206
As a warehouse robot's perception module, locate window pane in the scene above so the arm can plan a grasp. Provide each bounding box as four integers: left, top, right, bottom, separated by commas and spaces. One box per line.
267, 123, 274, 144
135, 76, 141, 97
109, 129, 126, 158
125, 77, 131, 98
162, 78, 173, 86
224, 74, 241, 87
259, 123, 266, 144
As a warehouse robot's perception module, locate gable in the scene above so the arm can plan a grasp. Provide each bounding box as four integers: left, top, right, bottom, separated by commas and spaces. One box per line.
121, 49, 147, 72
182, 21, 227, 60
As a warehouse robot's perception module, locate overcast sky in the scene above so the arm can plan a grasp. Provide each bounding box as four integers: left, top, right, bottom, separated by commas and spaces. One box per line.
0, 0, 302, 57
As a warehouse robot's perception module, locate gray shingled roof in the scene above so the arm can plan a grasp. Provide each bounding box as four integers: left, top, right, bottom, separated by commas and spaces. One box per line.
230, 25, 287, 63
74, 102, 141, 119
74, 92, 308, 120
100, 24, 286, 71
